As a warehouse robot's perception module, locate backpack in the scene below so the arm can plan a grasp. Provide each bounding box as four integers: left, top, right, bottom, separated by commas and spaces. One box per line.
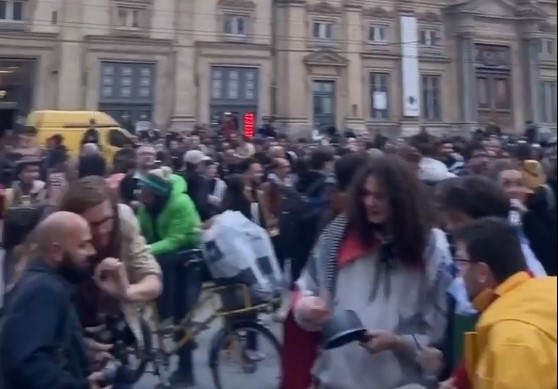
300, 177, 327, 209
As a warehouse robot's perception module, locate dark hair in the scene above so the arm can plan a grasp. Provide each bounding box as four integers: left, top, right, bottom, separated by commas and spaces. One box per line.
512, 142, 533, 161
453, 217, 527, 283
50, 134, 64, 145
436, 175, 510, 219
78, 154, 107, 178
347, 156, 434, 267
309, 147, 334, 170
408, 132, 437, 157
155, 150, 171, 167
334, 152, 369, 192
463, 141, 486, 161
221, 174, 250, 219
237, 157, 258, 174
112, 148, 136, 174
489, 159, 520, 180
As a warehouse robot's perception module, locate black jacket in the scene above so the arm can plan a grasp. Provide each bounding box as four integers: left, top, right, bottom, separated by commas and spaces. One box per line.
1, 261, 89, 389
183, 171, 214, 221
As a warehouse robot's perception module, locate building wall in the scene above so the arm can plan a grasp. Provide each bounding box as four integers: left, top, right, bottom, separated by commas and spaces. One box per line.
0, 0, 555, 136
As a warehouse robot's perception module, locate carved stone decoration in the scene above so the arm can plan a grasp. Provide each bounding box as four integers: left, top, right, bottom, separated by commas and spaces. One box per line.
418, 11, 442, 23
306, 1, 343, 15
343, 0, 363, 10
304, 50, 348, 67
539, 21, 557, 33
362, 6, 393, 19
217, 0, 256, 10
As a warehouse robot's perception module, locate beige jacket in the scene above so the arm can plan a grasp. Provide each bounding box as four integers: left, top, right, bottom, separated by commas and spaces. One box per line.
117, 203, 162, 347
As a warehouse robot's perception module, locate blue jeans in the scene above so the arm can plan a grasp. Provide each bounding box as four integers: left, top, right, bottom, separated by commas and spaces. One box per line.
156, 252, 203, 322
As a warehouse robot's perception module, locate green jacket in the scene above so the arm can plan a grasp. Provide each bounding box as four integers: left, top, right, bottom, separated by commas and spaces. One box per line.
137, 174, 201, 256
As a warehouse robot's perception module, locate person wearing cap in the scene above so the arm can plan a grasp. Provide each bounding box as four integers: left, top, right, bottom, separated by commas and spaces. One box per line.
183, 149, 214, 221
136, 166, 201, 385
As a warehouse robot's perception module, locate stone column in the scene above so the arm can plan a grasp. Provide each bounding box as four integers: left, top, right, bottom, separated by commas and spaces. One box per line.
279, 1, 310, 136
57, 0, 84, 109
170, 0, 196, 130
523, 37, 541, 123
343, 3, 365, 132
457, 32, 477, 131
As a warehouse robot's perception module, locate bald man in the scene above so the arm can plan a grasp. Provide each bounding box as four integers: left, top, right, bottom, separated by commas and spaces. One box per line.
0, 212, 110, 389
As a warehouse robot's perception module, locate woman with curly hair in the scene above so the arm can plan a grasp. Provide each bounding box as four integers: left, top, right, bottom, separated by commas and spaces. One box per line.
284, 155, 453, 389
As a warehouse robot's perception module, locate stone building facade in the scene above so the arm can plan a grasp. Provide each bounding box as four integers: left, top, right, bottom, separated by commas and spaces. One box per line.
0, 0, 556, 136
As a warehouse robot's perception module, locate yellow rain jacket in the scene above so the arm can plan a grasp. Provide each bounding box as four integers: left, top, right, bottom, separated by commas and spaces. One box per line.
463, 272, 557, 389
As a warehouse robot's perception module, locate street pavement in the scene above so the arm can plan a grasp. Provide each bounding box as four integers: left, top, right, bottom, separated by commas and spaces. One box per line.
135, 298, 284, 389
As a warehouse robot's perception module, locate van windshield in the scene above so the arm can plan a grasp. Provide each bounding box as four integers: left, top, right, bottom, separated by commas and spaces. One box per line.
108, 129, 133, 148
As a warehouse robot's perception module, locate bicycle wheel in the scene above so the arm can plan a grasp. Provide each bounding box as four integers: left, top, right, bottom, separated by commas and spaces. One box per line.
208, 320, 282, 389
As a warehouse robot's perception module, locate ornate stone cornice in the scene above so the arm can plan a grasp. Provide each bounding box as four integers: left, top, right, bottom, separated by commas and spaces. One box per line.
418, 11, 442, 23
304, 50, 348, 66
362, 6, 394, 19
343, 0, 363, 10
217, 0, 256, 10
306, 1, 343, 15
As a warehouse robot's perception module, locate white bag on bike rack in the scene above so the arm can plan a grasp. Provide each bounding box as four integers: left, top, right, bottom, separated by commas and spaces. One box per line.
202, 211, 283, 301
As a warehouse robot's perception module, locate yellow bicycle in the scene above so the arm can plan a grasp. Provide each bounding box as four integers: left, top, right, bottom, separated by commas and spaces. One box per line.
149, 249, 283, 389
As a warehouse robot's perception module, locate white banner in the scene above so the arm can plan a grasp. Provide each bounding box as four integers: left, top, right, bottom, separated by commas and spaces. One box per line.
400, 16, 421, 118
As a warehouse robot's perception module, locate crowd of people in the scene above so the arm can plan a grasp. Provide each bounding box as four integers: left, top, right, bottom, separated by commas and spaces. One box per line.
0, 121, 556, 389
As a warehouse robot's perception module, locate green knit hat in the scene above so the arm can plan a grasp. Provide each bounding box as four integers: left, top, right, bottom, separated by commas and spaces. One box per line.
137, 167, 172, 196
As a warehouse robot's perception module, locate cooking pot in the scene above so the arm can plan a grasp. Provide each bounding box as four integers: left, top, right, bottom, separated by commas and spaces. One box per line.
321, 309, 367, 350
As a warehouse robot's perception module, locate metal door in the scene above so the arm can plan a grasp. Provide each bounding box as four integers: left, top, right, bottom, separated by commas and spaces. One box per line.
312, 80, 336, 131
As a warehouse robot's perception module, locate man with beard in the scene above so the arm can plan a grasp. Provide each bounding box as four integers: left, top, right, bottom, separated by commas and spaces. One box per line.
0, 212, 110, 389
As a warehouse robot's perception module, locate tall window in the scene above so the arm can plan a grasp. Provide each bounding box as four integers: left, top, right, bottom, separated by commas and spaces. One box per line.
370, 73, 390, 119
312, 21, 333, 41
421, 75, 442, 121
419, 29, 440, 47
540, 81, 557, 124
539, 39, 555, 61
224, 15, 246, 36
368, 25, 388, 43
0, 0, 24, 21
117, 6, 141, 28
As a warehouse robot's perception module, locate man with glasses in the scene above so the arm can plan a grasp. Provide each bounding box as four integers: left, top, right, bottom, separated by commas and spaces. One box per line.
446, 217, 556, 389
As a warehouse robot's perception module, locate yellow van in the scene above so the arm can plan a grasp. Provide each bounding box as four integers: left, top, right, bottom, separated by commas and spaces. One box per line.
26, 110, 134, 163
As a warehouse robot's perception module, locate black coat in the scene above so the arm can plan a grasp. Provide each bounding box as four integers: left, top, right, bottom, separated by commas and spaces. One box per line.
1, 260, 90, 389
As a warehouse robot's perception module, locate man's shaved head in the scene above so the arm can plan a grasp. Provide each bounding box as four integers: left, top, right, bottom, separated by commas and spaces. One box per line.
35, 211, 95, 271
35, 211, 88, 248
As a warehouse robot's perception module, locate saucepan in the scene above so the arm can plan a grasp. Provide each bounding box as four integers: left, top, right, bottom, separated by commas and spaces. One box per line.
321, 309, 367, 350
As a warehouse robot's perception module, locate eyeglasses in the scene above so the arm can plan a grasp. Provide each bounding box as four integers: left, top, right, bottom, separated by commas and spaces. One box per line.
88, 214, 114, 229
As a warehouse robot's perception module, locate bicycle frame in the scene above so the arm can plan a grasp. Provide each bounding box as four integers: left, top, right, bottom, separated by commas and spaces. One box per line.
157, 283, 280, 354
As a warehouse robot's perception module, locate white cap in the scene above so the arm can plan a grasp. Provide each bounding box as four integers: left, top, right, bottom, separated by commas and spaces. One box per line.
184, 149, 211, 165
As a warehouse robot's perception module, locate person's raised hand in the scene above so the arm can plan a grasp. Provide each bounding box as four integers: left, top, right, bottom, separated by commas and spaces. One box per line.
359, 330, 399, 354
93, 257, 129, 299
87, 371, 112, 389
294, 295, 330, 325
